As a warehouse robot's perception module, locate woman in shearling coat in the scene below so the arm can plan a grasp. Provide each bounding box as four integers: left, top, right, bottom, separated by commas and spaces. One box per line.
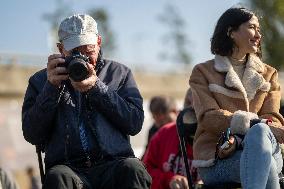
189, 7, 284, 188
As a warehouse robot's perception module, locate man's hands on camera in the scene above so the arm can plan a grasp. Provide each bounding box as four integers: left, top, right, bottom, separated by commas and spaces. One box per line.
169, 175, 189, 189
218, 135, 237, 159
70, 62, 97, 93
47, 54, 97, 92
47, 54, 69, 87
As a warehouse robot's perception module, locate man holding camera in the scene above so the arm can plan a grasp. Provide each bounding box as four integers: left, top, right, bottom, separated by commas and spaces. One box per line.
22, 14, 151, 189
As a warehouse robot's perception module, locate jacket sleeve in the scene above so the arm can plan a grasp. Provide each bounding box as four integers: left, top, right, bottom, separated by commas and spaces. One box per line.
259, 70, 284, 126
22, 74, 60, 145
143, 133, 174, 189
258, 69, 284, 140
189, 65, 233, 136
86, 69, 144, 136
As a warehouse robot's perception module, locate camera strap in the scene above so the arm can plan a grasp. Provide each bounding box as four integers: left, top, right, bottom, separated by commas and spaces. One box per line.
57, 84, 66, 104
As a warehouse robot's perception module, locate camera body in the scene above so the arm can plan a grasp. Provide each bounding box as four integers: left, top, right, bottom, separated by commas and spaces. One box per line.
64, 51, 90, 82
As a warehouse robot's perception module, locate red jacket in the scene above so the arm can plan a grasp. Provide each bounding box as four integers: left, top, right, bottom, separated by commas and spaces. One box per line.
143, 122, 197, 189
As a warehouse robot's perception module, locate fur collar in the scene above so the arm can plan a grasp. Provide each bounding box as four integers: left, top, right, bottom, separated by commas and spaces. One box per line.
214, 54, 270, 102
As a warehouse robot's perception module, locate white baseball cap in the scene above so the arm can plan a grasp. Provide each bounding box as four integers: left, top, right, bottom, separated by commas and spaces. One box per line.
58, 14, 98, 51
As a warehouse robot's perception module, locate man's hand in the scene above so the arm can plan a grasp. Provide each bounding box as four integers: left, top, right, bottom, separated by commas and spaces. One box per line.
47, 54, 68, 87
70, 63, 97, 92
218, 135, 237, 159
169, 175, 189, 189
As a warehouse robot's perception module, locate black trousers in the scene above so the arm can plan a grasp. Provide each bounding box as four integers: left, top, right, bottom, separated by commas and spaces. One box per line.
43, 157, 152, 189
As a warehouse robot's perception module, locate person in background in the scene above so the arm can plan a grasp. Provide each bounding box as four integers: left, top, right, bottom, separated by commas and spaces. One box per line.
190, 7, 284, 188
22, 14, 151, 189
143, 89, 200, 189
141, 95, 178, 159
0, 167, 18, 189
26, 166, 41, 189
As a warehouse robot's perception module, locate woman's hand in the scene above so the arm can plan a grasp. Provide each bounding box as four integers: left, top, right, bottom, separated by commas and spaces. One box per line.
169, 175, 189, 189
218, 136, 237, 159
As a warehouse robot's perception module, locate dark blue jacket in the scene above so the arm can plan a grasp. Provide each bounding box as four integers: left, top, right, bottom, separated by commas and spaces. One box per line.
22, 59, 144, 168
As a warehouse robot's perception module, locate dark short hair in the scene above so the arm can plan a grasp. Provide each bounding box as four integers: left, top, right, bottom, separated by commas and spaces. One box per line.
149, 95, 177, 114
211, 7, 262, 57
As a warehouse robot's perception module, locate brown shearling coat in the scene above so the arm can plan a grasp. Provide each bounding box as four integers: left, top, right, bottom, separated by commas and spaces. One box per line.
189, 54, 284, 168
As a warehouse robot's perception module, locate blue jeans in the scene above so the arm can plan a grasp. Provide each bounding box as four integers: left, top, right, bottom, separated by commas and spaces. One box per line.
198, 123, 283, 189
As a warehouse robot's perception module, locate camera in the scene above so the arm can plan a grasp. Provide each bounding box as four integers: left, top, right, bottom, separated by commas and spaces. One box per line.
220, 128, 231, 149
64, 51, 90, 82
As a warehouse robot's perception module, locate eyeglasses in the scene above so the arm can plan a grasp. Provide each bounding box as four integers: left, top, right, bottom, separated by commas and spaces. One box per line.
72, 45, 97, 56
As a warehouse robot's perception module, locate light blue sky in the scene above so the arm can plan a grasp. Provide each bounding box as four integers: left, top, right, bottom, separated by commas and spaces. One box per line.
0, 0, 246, 68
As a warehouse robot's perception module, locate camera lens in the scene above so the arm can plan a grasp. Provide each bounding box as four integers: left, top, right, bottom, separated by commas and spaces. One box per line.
68, 58, 89, 82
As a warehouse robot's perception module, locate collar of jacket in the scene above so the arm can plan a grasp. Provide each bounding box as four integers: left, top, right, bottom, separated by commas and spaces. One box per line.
214, 54, 270, 102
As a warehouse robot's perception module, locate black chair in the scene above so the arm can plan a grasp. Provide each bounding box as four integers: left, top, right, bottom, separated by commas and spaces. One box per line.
176, 108, 242, 189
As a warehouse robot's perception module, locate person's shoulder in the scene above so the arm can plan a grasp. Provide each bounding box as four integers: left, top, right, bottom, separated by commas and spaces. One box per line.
29, 68, 47, 83
155, 122, 176, 136
193, 59, 215, 70
262, 62, 278, 73
24, 68, 48, 93
103, 59, 131, 72
101, 59, 134, 82
191, 59, 215, 76
149, 122, 176, 143
250, 55, 278, 74
149, 124, 159, 133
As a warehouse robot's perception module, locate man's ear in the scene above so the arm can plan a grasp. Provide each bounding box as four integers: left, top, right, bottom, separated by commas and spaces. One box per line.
57, 43, 64, 54
97, 35, 102, 47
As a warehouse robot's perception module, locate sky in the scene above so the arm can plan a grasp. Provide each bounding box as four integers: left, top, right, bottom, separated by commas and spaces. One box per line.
0, 0, 247, 69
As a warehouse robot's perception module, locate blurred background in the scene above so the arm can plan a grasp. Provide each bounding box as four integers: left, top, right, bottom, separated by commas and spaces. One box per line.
1, 0, 284, 188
